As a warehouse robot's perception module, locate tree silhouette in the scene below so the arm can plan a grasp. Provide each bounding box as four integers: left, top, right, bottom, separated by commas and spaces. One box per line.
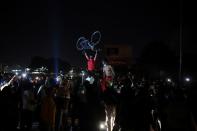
138, 41, 178, 78
30, 56, 47, 69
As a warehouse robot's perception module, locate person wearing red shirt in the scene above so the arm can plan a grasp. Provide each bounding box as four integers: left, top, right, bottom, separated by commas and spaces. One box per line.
101, 59, 115, 92
84, 50, 97, 72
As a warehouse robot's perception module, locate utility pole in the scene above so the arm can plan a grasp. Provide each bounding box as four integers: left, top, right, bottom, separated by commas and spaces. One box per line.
179, 0, 183, 88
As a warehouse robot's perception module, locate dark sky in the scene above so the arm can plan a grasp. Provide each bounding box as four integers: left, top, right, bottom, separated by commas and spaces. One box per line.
0, 0, 196, 66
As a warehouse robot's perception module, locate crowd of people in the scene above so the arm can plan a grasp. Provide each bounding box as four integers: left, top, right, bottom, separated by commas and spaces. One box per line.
0, 50, 197, 131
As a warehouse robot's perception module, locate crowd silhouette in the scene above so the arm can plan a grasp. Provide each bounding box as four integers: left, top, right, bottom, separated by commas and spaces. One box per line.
0, 68, 197, 131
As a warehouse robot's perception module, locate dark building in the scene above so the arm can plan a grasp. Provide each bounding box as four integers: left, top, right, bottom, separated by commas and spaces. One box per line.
103, 44, 132, 72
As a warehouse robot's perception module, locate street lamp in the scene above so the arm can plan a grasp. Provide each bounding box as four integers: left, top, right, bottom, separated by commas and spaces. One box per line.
185, 77, 191, 82
166, 78, 172, 83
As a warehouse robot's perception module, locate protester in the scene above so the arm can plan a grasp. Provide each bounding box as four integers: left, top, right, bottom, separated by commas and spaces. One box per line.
84, 50, 98, 73
101, 59, 115, 92
40, 87, 56, 131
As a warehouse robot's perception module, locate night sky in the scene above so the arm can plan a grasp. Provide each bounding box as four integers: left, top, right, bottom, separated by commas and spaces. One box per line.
0, 0, 196, 66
